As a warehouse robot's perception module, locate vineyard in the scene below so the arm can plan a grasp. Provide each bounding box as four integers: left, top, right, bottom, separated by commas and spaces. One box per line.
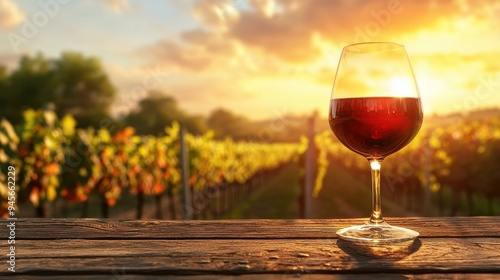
0, 109, 306, 218
1, 109, 500, 219
314, 114, 500, 216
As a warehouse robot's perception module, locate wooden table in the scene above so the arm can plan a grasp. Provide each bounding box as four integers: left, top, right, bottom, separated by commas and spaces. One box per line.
3, 217, 500, 279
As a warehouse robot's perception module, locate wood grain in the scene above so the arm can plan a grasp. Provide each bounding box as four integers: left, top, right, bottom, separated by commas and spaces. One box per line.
2, 217, 500, 277
3, 274, 500, 279
8, 237, 500, 274
10, 216, 500, 240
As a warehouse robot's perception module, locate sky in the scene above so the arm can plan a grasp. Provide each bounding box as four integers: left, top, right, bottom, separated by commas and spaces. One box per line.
1, 0, 500, 120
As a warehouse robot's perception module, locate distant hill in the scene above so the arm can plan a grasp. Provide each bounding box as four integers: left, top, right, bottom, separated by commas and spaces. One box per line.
424, 108, 500, 128
219, 107, 500, 143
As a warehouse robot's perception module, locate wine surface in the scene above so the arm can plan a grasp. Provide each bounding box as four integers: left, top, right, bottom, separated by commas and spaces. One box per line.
329, 97, 423, 159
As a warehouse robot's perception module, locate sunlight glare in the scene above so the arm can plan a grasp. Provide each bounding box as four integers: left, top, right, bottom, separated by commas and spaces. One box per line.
370, 161, 381, 170
388, 75, 415, 97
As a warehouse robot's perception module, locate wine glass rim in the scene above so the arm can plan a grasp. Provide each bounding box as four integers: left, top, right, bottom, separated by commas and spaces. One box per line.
343, 42, 405, 53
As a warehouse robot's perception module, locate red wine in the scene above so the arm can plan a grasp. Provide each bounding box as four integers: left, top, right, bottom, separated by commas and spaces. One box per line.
329, 97, 423, 159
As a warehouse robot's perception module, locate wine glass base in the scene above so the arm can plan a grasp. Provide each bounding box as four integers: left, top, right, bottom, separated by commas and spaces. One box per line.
336, 221, 419, 244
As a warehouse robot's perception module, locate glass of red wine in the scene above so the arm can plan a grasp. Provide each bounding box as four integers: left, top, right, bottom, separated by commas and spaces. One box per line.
329, 42, 423, 243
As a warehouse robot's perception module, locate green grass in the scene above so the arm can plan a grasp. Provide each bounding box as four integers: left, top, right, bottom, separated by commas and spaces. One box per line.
222, 160, 411, 219
432, 186, 500, 216
223, 161, 416, 219
314, 162, 370, 218
223, 163, 301, 219
315, 161, 418, 218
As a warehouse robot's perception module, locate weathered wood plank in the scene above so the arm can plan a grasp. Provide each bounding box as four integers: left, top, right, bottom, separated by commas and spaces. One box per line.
2, 274, 500, 280
8, 238, 500, 275
9, 217, 500, 240
4, 217, 500, 277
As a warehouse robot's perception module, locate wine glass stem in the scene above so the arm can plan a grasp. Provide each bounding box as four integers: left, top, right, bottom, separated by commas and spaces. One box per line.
369, 160, 384, 224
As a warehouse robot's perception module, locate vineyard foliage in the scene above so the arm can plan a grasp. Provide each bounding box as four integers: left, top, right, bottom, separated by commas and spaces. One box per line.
0, 109, 305, 217
313, 115, 500, 214
1, 108, 500, 217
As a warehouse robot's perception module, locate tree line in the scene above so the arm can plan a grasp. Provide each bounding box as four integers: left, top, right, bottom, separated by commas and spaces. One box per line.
0, 52, 313, 141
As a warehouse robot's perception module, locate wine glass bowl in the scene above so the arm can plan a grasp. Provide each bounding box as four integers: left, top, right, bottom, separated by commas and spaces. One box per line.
330, 97, 422, 160
329, 42, 423, 243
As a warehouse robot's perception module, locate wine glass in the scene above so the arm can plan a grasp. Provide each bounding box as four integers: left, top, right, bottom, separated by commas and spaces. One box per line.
329, 42, 423, 243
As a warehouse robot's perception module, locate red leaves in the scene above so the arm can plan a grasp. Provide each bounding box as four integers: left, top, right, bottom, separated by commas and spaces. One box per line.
153, 183, 164, 195
44, 162, 60, 175
114, 126, 135, 142
107, 197, 116, 207
29, 187, 40, 207
61, 187, 89, 202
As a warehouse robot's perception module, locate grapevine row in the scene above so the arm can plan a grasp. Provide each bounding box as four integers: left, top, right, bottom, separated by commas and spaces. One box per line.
313, 116, 500, 215
0, 109, 306, 218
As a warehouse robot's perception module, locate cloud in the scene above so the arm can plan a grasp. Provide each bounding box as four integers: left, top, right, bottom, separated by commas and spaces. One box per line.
0, 0, 26, 27
248, 0, 275, 17
183, 0, 493, 65
191, 0, 240, 30
140, 26, 265, 75
135, 0, 500, 118
140, 38, 217, 72
154, 0, 499, 68
104, 0, 131, 14
227, 0, 470, 63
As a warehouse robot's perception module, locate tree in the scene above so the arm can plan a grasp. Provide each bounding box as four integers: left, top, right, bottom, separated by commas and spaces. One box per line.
52, 52, 116, 128
0, 65, 7, 109
0, 52, 116, 128
206, 108, 253, 140
183, 115, 207, 136
125, 92, 206, 135
0, 64, 7, 85
1, 53, 56, 124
